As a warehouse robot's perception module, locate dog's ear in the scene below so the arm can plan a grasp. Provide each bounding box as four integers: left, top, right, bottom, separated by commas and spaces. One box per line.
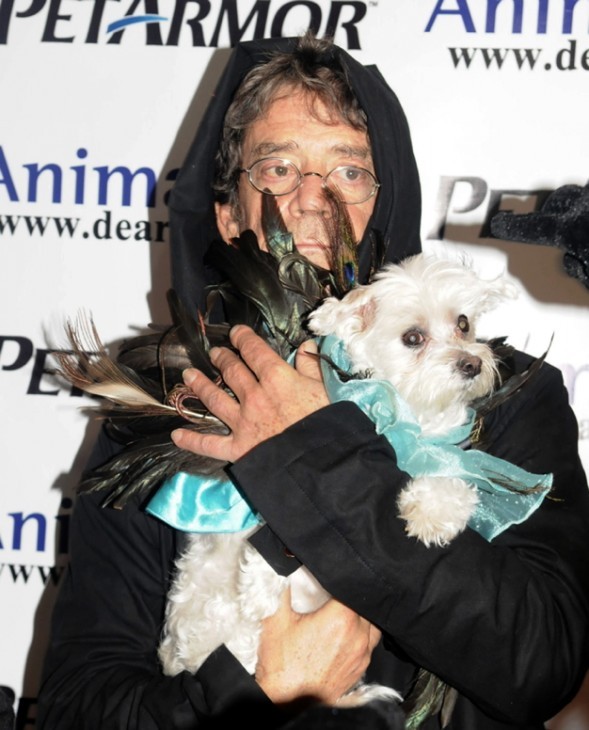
308, 287, 377, 338
355, 298, 377, 331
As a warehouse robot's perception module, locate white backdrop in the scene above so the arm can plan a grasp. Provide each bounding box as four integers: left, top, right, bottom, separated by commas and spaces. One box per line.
1, 2, 588, 727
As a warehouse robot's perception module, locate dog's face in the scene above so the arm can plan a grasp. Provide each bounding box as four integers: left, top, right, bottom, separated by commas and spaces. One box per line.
308, 254, 518, 433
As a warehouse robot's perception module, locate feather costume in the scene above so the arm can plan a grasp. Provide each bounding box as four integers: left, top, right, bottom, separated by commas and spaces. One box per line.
53, 193, 366, 508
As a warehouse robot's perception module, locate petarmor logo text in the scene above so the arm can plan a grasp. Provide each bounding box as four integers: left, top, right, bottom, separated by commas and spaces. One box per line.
0, 0, 368, 48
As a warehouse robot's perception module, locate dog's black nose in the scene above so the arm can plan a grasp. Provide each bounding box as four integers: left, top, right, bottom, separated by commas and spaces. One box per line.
457, 355, 482, 378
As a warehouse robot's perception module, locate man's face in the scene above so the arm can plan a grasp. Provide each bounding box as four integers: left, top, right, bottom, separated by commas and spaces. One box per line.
215, 91, 377, 270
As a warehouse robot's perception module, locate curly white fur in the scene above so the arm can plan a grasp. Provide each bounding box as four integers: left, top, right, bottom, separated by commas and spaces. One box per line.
159, 530, 400, 705
158, 253, 517, 704
308, 253, 518, 545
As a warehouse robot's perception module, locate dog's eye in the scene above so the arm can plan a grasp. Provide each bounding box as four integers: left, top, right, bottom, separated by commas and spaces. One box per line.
402, 329, 425, 348
457, 315, 469, 334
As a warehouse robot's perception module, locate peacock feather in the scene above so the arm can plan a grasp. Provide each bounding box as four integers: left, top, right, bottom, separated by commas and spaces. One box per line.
53, 192, 366, 506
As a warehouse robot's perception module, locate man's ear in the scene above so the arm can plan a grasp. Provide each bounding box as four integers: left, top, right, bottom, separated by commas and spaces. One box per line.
215, 201, 240, 243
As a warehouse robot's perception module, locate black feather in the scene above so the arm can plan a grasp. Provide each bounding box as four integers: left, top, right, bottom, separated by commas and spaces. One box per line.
472, 336, 551, 423
402, 669, 458, 730
62, 194, 359, 503
85, 425, 229, 509
322, 185, 359, 291
204, 193, 357, 359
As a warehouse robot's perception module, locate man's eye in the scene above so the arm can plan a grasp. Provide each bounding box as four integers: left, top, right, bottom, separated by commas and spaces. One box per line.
457, 315, 469, 334
343, 167, 362, 182
338, 166, 372, 186
260, 165, 288, 179
402, 329, 425, 348
257, 162, 293, 180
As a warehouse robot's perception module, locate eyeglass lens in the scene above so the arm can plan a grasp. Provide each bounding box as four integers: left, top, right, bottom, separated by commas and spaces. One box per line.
246, 158, 378, 204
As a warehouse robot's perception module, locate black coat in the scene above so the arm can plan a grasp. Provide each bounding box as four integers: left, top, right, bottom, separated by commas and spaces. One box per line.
232, 350, 589, 728
37, 351, 589, 729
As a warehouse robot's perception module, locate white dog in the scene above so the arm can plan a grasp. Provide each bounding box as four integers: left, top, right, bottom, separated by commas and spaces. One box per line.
308, 253, 518, 547
158, 253, 517, 704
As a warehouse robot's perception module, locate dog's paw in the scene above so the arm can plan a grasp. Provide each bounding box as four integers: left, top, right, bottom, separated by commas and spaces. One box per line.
397, 477, 479, 547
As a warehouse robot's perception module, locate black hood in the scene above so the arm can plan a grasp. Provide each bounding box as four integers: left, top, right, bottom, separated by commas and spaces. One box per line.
169, 37, 422, 313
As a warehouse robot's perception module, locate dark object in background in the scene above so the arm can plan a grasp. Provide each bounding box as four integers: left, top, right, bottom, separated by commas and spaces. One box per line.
491, 182, 589, 290
0, 687, 15, 730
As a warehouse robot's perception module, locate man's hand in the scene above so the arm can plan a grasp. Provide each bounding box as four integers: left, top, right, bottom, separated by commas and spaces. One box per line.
171, 325, 329, 462
255, 590, 382, 706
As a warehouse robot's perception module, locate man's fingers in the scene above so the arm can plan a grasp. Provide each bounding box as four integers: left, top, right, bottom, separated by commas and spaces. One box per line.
228, 325, 286, 380
182, 368, 240, 424
295, 340, 323, 382
209, 344, 255, 384
171, 428, 234, 463
315, 600, 379, 649
173, 326, 329, 463
310, 598, 358, 635
265, 587, 295, 627
368, 623, 383, 651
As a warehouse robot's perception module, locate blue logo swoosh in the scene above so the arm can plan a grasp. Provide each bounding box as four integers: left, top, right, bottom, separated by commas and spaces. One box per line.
106, 14, 168, 34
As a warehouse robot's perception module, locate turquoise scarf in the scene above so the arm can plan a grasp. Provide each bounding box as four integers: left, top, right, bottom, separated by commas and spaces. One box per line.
146, 335, 551, 541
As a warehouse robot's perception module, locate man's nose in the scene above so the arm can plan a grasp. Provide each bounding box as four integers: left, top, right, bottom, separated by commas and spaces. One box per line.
288, 172, 332, 216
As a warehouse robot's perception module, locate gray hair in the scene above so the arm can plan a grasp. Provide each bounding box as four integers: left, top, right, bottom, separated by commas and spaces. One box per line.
214, 33, 368, 211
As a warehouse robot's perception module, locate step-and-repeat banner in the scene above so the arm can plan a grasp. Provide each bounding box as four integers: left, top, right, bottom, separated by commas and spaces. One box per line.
1, 2, 588, 727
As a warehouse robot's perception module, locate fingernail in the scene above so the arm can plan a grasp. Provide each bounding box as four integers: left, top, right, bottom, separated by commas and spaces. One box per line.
170, 429, 183, 446
182, 368, 198, 386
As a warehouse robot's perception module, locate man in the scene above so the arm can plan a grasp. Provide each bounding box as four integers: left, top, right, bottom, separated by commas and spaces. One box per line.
38, 35, 589, 730
37, 35, 417, 730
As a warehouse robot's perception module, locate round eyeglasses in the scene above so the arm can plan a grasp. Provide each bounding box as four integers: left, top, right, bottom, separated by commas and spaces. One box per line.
238, 157, 380, 205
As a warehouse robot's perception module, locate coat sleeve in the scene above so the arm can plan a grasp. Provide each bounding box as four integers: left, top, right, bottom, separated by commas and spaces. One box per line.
36, 486, 279, 730
229, 359, 589, 726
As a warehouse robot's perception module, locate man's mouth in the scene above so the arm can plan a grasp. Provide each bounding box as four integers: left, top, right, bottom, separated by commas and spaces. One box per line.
291, 237, 330, 268
294, 238, 327, 252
